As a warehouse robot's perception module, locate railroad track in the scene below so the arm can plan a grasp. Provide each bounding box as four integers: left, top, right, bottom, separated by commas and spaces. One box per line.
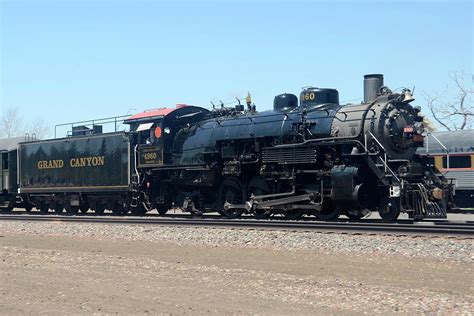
1, 214, 473, 238
4, 209, 474, 224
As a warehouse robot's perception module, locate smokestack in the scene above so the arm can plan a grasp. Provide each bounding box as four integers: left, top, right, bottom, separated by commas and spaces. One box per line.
364, 74, 384, 103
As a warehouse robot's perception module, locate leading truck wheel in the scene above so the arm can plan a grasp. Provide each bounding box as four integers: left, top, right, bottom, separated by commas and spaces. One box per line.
315, 199, 340, 221
378, 197, 400, 222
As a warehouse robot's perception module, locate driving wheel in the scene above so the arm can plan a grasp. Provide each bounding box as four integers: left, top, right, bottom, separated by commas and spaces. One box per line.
247, 176, 272, 219
219, 177, 245, 219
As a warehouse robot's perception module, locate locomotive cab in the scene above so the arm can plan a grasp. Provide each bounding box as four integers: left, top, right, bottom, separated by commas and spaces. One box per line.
128, 118, 166, 167
124, 105, 210, 167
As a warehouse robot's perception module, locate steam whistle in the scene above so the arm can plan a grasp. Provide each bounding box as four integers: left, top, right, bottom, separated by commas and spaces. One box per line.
402, 89, 415, 103
235, 97, 244, 111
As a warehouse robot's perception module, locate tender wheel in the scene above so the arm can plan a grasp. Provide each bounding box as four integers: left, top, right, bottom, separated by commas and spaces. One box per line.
247, 176, 272, 219
54, 203, 64, 214
6, 201, 15, 212
39, 202, 49, 214
1, 207, 10, 213
80, 203, 89, 214
95, 203, 105, 215
112, 203, 124, 216
66, 205, 79, 215
219, 177, 245, 219
378, 197, 400, 222
315, 198, 340, 221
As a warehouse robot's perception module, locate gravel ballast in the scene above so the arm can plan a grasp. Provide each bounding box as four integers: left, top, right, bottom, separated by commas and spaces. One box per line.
1, 220, 472, 263
1, 219, 473, 314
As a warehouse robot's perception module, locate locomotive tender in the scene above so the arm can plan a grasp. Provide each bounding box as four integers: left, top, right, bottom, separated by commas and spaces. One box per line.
5, 74, 454, 221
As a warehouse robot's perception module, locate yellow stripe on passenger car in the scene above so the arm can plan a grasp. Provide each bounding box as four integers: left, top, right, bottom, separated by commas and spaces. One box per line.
434, 156, 443, 170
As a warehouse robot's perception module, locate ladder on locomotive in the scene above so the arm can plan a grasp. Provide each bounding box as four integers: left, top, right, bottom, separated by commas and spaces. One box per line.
130, 174, 140, 208
363, 131, 402, 186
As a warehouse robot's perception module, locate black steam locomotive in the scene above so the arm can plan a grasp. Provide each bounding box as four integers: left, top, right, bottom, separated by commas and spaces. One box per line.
1, 74, 454, 221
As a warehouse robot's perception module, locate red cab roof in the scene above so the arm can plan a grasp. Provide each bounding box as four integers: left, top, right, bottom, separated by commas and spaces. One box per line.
125, 104, 193, 123
125, 108, 175, 123
124, 104, 207, 124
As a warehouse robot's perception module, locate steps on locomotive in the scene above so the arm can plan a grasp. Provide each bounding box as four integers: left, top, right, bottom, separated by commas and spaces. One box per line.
130, 174, 140, 208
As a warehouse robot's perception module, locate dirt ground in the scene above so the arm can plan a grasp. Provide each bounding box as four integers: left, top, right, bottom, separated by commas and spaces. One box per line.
1, 232, 473, 314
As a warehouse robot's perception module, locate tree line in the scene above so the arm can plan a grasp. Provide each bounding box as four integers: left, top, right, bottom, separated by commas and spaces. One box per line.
0, 107, 50, 139
422, 71, 473, 131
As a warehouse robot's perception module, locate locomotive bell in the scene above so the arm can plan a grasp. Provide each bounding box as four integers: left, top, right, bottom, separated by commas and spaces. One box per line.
402, 89, 415, 103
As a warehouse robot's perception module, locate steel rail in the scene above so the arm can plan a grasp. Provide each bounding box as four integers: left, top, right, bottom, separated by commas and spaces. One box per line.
4, 210, 473, 225
1, 214, 473, 237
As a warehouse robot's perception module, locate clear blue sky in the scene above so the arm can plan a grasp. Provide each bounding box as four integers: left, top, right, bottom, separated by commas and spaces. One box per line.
0, 0, 472, 132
